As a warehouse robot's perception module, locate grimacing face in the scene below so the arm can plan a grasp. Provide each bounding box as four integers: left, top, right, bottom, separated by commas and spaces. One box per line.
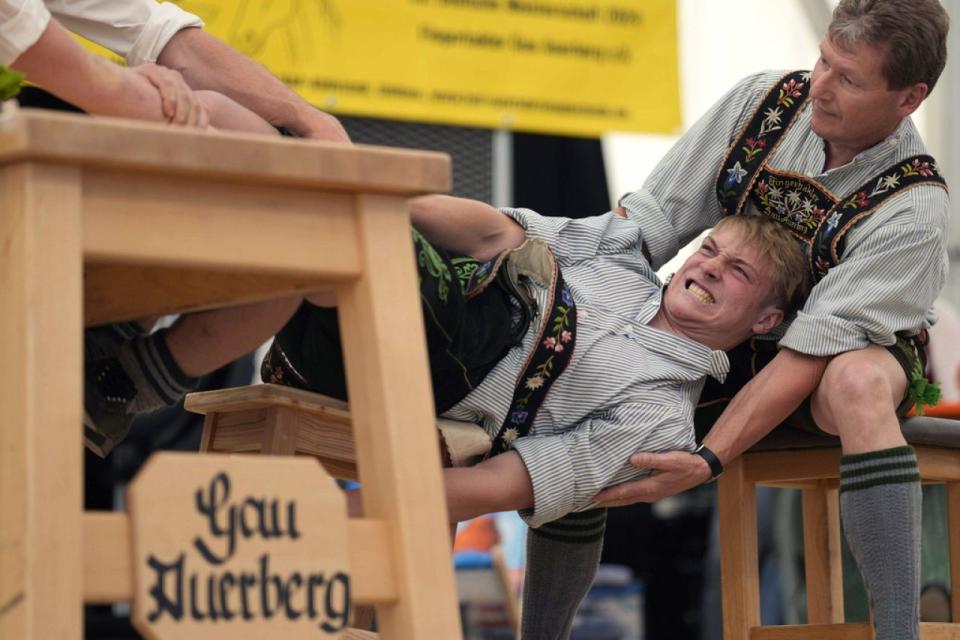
810, 36, 926, 160
659, 226, 784, 351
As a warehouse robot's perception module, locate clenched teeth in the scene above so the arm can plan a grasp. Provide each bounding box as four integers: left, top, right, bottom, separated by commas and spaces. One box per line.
686, 281, 715, 304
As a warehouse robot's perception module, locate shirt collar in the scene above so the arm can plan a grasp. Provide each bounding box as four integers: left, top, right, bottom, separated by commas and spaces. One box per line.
639, 325, 731, 383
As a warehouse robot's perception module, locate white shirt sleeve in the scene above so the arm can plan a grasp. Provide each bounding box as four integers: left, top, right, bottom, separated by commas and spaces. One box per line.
44, 0, 203, 65
0, 0, 51, 65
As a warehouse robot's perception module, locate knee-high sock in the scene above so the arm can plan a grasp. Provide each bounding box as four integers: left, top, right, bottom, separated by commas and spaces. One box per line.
520, 510, 606, 640
839, 445, 921, 640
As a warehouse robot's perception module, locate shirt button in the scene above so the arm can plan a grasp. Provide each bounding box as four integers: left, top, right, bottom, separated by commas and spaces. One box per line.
622, 324, 633, 334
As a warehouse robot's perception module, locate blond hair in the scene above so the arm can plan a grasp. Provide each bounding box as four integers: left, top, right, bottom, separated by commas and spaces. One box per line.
712, 216, 810, 313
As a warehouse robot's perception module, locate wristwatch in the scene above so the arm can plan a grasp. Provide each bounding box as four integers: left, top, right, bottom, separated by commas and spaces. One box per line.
694, 444, 724, 481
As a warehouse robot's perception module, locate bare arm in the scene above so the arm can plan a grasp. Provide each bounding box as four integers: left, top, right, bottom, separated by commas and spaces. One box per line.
443, 451, 533, 523
595, 348, 828, 505
409, 194, 527, 261
11, 19, 168, 122
158, 27, 349, 142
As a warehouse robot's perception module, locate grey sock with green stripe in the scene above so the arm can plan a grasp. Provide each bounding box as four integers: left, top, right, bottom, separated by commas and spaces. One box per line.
117, 327, 199, 414
521, 509, 606, 639
840, 445, 921, 640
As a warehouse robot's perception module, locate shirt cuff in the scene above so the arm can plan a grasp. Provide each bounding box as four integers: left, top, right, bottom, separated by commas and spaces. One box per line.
618, 190, 679, 270
0, 0, 50, 66
126, 2, 203, 66
779, 311, 873, 356
512, 436, 576, 529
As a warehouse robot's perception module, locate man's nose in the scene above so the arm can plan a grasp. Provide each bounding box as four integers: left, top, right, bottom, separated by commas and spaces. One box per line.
810, 69, 831, 100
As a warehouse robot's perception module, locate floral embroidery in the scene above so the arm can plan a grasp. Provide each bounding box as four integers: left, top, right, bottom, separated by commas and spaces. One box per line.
717, 71, 810, 214
808, 154, 945, 283
725, 161, 748, 186
741, 137, 767, 163
902, 158, 935, 178
491, 277, 577, 455
777, 79, 805, 107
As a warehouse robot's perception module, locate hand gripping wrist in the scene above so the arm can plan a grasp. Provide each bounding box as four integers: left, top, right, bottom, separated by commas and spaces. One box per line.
693, 444, 724, 482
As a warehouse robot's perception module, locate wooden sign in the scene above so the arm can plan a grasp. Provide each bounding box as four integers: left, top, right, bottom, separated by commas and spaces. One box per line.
127, 453, 351, 639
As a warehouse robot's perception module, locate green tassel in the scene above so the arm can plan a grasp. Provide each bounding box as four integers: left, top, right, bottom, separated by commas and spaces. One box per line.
0, 65, 25, 101
909, 360, 942, 416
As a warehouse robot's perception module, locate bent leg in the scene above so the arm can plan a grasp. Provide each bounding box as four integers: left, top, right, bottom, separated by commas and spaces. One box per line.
811, 344, 919, 640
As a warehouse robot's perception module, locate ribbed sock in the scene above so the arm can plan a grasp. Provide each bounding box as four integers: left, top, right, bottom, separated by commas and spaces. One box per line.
520, 509, 606, 640
839, 445, 921, 640
117, 327, 199, 413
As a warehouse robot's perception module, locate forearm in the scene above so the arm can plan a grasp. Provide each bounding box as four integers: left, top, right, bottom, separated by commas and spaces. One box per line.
704, 347, 829, 465
444, 451, 533, 523
158, 27, 349, 141
409, 195, 526, 261
11, 19, 163, 120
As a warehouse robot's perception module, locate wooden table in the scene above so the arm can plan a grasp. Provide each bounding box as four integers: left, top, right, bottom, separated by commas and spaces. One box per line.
0, 105, 461, 639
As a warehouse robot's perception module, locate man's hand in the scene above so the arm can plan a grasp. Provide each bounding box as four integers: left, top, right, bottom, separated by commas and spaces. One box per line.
132, 63, 208, 127
594, 451, 712, 507
296, 109, 351, 143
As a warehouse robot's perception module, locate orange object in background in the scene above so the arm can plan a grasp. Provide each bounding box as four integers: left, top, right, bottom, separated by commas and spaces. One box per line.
454, 515, 500, 553
921, 402, 960, 419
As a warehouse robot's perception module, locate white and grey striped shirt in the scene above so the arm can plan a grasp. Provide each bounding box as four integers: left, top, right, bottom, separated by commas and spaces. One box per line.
444, 209, 729, 528
621, 70, 950, 356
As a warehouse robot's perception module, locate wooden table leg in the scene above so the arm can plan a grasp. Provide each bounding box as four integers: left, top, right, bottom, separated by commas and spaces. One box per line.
802, 480, 844, 624
947, 481, 960, 622
336, 194, 461, 639
0, 163, 84, 639
718, 457, 761, 640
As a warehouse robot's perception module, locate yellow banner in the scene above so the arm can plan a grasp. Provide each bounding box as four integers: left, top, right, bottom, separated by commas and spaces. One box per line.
176, 0, 680, 136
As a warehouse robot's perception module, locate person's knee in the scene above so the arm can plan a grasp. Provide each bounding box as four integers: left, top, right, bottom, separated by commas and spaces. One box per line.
812, 346, 906, 432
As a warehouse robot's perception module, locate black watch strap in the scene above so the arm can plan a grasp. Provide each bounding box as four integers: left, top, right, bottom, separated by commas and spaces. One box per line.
694, 444, 724, 481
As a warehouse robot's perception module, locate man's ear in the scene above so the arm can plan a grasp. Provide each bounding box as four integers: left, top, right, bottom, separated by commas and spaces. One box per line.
751, 306, 784, 335
897, 82, 929, 119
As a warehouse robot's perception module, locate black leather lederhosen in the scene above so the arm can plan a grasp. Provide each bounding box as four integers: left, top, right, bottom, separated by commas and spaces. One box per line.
697, 70, 947, 437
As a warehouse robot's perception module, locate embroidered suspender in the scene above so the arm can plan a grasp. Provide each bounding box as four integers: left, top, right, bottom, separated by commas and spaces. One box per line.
716, 70, 811, 216
809, 155, 946, 280
489, 262, 577, 457
715, 70, 948, 283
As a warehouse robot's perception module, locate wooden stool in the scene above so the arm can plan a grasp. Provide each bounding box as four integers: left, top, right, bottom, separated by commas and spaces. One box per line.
718, 416, 960, 639
187, 383, 360, 480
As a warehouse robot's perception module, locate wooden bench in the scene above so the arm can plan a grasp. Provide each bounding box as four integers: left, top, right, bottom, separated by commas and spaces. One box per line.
718, 415, 960, 639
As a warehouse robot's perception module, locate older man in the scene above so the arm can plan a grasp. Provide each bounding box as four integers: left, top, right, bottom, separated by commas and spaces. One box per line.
582, 2, 950, 639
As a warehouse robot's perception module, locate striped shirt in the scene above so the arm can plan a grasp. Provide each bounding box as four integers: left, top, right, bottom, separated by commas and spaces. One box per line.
443, 209, 729, 528
620, 70, 950, 356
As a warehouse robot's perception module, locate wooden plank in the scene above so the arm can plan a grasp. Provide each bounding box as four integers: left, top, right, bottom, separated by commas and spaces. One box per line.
948, 482, 960, 622
0, 163, 84, 639
749, 623, 871, 639
744, 449, 842, 484
187, 384, 350, 418
82, 513, 398, 604
718, 458, 761, 640
336, 194, 461, 639
751, 623, 960, 639
83, 169, 363, 277
917, 447, 960, 482
0, 108, 451, 195
84, 263, 336, 326
801, 481, 844, 624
